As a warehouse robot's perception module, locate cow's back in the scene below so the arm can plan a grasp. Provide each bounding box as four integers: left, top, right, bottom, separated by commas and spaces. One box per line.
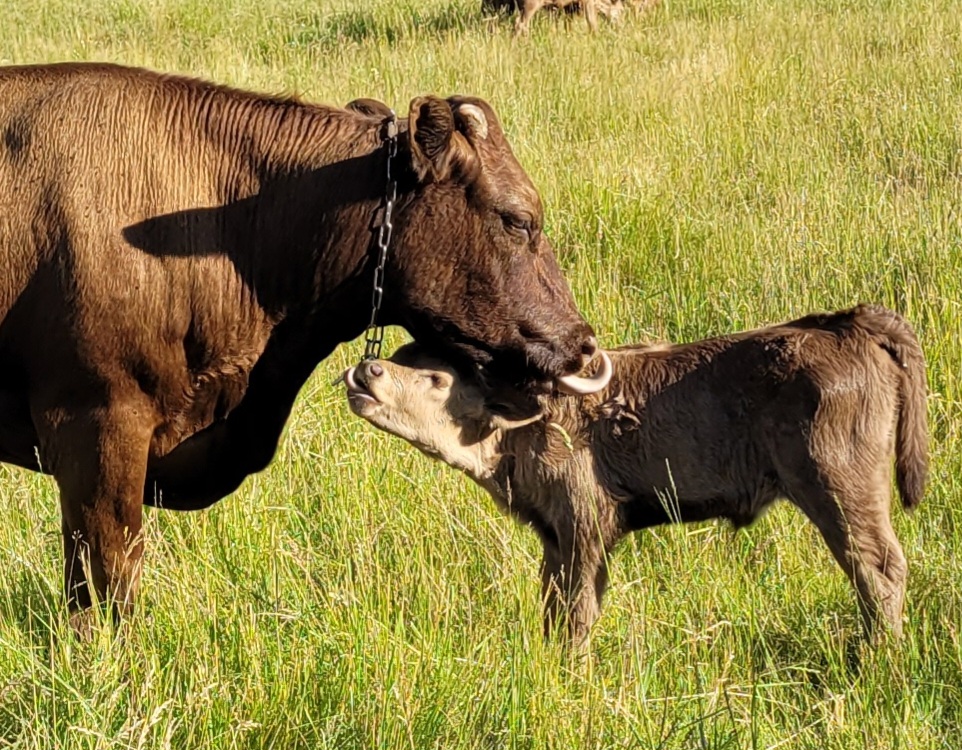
0, 65, 216, 320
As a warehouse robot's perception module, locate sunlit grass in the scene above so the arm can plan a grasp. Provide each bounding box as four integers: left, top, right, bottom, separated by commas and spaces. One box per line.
1, 0, 961, 747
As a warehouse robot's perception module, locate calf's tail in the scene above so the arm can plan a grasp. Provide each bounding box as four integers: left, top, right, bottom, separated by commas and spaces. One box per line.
854, 304, 929, 509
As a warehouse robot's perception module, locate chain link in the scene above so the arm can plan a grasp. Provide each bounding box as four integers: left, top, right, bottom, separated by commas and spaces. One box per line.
362, 113, 398, 362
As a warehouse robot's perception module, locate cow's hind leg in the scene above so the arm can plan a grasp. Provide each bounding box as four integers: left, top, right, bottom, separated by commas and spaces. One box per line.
789, 476, 907, 641
36, 397, 154, 632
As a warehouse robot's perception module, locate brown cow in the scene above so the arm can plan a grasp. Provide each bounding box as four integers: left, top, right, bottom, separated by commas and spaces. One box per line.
0, 63, 610, 629
345, 305, 929, 645
483, 0, 656, 35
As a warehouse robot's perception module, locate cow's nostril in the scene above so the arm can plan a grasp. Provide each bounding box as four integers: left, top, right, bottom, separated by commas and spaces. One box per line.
581, 336, 598, 363
369, 363, 384, 378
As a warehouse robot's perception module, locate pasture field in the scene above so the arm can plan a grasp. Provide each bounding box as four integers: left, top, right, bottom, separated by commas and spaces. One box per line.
2, 0, 962, 747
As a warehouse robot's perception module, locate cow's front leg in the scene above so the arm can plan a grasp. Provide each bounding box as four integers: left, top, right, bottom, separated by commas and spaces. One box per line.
36, 397, 154, 631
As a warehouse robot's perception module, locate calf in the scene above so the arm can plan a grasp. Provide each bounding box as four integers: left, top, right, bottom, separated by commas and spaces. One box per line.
344, 305, 928, 644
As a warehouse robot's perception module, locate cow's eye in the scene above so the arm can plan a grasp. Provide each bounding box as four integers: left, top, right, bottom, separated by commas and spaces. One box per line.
502, 213, 534, 241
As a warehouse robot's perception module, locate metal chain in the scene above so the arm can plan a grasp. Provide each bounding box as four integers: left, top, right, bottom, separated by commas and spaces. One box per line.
362, 112, 399, 362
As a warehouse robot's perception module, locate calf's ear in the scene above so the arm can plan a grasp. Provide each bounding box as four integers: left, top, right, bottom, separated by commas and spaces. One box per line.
407, 96, 480, 183
484, 392, 543, 432
488, 408, 543, 432
459, 399, 541, 446
456, 382, 541, 444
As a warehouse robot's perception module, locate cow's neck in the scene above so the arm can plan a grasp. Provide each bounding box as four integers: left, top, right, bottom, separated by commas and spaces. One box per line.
141, 98, 397, 503
207, 95, 385, 186
199, 94, 391, 331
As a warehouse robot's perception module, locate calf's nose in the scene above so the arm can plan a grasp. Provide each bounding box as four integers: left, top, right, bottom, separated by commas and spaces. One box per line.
361, 361, 384, 379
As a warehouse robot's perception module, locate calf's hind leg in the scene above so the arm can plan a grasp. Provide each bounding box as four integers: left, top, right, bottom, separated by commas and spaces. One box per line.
791, 477, 907, 640
36, 397, 154, 631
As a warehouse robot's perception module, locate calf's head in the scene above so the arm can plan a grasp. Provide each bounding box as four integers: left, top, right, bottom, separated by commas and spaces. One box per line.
382, 96, 601, 391
342, 343, 610, 475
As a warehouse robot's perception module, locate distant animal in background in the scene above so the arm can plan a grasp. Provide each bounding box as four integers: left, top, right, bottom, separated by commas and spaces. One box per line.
483, 0, 652, 35
345, 304, 928, 645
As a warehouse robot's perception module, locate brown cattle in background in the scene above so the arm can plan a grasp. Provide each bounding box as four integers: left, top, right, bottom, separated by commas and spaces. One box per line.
483, 0, 658, 35
0, 63, 609, 630
346, 305, 928, 645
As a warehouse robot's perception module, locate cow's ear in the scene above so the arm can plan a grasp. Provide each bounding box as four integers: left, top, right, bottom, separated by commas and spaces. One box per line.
407, 96, 478, 183
450, 100, 489, 142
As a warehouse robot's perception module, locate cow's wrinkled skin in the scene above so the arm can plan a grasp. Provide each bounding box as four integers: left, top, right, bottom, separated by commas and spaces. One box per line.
0, 63, 600, 627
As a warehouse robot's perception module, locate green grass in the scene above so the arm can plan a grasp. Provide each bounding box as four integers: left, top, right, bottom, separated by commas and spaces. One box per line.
2, 0, 962, 746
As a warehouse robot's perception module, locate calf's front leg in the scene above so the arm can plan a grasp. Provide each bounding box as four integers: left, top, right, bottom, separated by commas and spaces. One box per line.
540, 535, 609, 645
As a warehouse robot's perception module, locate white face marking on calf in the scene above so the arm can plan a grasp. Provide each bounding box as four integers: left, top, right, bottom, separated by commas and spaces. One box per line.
343, 353, 468, 460
342, 346, 542, 479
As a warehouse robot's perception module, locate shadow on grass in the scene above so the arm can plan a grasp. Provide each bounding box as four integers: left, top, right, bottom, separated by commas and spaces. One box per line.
1, 564, 65, 650
0, 560, 133, 662
286, 3, 487, 51
748, 606, 866, 690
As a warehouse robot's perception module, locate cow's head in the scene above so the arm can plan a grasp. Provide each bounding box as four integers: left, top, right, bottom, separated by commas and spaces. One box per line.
380, 95, 602, 392
341, 343, 611, 475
